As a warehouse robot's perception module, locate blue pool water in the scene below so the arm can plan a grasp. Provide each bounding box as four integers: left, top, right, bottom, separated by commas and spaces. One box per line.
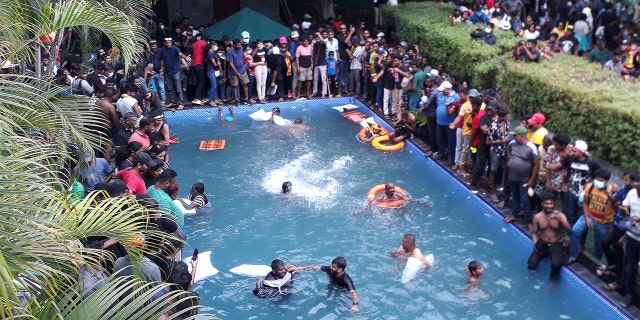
166, 98, 629, 319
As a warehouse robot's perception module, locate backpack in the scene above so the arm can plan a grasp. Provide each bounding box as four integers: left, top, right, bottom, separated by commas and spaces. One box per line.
72, 78, 91, 96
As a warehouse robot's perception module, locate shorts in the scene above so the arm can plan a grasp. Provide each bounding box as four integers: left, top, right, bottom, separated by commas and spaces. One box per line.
229, 72, 250, 86
489, 152, 507, 172
395, 127, 412, 139
298, 67, 312, 81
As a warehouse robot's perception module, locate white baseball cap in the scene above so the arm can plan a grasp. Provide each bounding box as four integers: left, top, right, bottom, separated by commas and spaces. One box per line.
241, 31, 250, 39
437, 81, 452, 91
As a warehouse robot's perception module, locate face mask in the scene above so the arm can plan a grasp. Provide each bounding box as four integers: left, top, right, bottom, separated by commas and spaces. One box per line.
258, 44, 264, 49
408, 67, 413, 72
485, 28, 491, 33
246, 49, 251, 53
594, 180, 605, 189
212, 46, 218, 51
160, 25, 165, 29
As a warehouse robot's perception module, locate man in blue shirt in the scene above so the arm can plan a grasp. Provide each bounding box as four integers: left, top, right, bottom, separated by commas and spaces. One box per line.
227, 38, 254, 104
160, 38, 190, 109
434, 81, 459, 164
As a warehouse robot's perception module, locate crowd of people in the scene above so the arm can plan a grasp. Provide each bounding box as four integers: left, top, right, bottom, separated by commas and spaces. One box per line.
6, 0, 640, 314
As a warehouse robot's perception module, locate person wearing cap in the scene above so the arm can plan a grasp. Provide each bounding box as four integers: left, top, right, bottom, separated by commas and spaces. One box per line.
289, 31, 300, 95
147, 168, 184, 230
159, 37, 191, 109
118, 153, 155, 195
129, 116, 153, 150
559, 140, 601, 225
227, 38, 255, 104
468, 100, 499, 192
449, 89, 483, 174
526, 112, 548, 147
278, 37, 295, 100
241, 31, 250, 45
503, 125, 539, 224
513, 39, 541, 62
558, 25, 579, 55
301, 14, 312, 30
434, 80, 460, 164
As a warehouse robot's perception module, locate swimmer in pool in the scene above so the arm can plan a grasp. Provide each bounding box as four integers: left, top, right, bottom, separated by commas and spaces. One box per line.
361, 124, 385, 143
297, 257, 359, 312
253, 259, 299, 297
217, 105, 236, 123
270, 107, 281, 124
355, 182, 432, 215
467, 261, 483, 286
391, 234, 432, 267
388, 104, 416, 144
282, 181, 292, 193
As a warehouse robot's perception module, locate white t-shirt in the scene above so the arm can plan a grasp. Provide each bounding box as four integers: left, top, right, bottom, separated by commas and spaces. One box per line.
623, 189, 640, 241
116, 96, 138, 117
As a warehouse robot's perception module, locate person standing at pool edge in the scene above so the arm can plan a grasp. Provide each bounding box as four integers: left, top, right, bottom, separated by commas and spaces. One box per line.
299, 257, 359, 312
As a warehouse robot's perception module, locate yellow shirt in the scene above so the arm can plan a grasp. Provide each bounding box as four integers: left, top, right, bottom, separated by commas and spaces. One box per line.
460, 102, 485, 136
584, 182, 615, 224
527, 127, 548, 146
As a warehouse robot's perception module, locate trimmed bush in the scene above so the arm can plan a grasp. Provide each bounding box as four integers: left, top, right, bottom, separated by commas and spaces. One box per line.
387, 3, 640, 169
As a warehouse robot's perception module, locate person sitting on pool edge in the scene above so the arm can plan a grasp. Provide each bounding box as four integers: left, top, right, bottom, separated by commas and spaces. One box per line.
297, 257, 359, 312
391, 234, 432, 268
253, 259, 299, 297
355, 182, 432, 215
388, 104, 416, 144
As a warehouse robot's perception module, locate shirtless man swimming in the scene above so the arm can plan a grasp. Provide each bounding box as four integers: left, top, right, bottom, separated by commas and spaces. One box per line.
391, 234, 432, 267
527, 192, 572, 279
355, 182, 432, 215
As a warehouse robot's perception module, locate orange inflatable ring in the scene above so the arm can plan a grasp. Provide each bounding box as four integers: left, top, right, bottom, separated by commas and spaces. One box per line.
357, 127, 388, 142
371, 135, 404, 151
367, 184, 408, 208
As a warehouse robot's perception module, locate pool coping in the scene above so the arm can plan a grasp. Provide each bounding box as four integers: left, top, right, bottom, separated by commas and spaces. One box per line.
164, 97, 634, 319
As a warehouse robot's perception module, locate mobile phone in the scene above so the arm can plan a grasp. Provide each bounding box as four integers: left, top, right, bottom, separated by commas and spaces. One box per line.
191, 248, 199, 261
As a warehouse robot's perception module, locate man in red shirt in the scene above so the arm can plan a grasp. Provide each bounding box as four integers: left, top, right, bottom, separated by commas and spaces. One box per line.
128, 117, 153, 150
117, 153, 158, 195
190, 35, 208, 105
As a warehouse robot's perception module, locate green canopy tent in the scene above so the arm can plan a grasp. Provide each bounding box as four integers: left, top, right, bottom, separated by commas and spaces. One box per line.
203, 8, 291, 42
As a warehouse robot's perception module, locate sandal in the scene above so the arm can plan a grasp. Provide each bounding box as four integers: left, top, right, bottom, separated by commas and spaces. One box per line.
504, 216, 517, 223
490, 193, 500, 203
452, 164, 459, 171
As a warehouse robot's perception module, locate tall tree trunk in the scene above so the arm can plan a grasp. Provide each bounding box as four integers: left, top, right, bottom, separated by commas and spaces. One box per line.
47, 29, 65, 78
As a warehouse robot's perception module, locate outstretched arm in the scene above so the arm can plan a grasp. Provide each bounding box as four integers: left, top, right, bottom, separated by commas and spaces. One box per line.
354, 201, 376, 216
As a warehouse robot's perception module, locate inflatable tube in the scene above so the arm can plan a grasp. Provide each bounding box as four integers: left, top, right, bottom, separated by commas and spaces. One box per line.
357, 127, 388, 142
367, 184, 408, 208
249, 109, 272, 121
229, 264, 272, 277
331, 104, 359, 112
184, 251, 219, 282
173, 198, 196, 215
401, 254, 434, 284
272, 115, 291, 126
371, 135, 404, 151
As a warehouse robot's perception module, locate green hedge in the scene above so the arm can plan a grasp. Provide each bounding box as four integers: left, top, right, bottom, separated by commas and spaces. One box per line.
387, 3, 640, 169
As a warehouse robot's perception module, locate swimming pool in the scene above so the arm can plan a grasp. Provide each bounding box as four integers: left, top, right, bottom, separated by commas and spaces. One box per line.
166, 98, 630, 319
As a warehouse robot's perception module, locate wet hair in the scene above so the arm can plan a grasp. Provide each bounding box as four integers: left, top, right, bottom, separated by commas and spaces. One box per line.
282, 181, 292, 193
403, 234, 416, 245
332, 257, 347, 270
539, 191, 556, 203
594, 168, 611, 180
294, 118, 303, 124
187, 182, 203, 195
468, 261, 482, 274
158, 168, 177, 183
271, 259, 285, 270
400, 104, 410, 111
552, 132, 570, 146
